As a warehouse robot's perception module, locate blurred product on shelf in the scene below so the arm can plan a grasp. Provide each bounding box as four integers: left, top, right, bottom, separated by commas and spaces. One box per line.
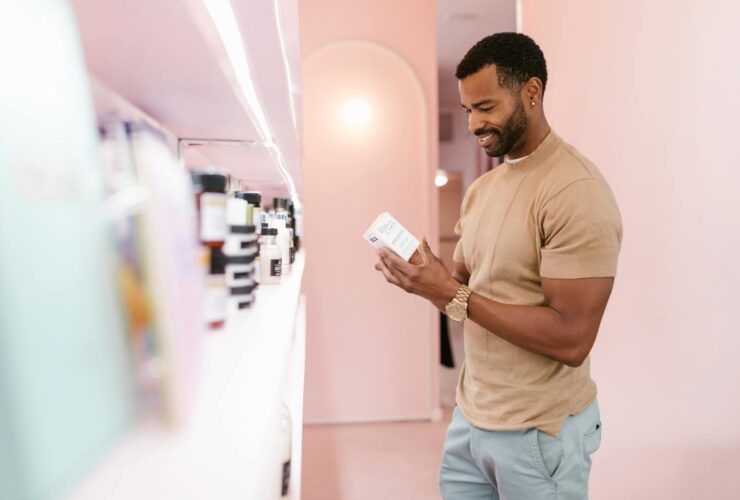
255, 222, 269, 284
235, 190, 263, 228
226, 254, 256, 287
273, 197, 300, 252
0, 4, 135, 497
273, 197, 290, 226
260, 228, 283, 284
126, 124, 204, 423
293, 201, 303, 252
100, 121, 161, 415
205, 247, 228, 329
278, 402, 294, 497
229, 282, 256, 311
193, 170, 232, 326
274, 219, 293, 276
224, 224, 259, 257
226, 253, 257, 311
193, 171, 228, 249
224, 193, 259, 309
288, 225, 296, 266
227, 195, 248, 226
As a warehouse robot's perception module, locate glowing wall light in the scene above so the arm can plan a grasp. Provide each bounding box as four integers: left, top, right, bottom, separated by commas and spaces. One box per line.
343, 99, 370, 126
434, 169, 449, 187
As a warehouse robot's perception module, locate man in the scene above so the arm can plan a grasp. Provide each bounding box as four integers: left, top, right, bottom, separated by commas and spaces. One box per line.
375, 33, 622, 499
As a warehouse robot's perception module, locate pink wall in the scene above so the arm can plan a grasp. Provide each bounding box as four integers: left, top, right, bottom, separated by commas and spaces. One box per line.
300, 0, 440, 422
438, 105, 479, 189
522, 0, 740, 496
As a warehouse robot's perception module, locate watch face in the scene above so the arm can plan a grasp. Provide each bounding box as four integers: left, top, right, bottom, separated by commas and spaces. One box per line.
446, 301, 466, 322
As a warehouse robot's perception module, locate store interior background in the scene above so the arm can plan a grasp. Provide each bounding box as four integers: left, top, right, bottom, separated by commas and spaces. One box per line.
1, 0, 739, 499
300, 0, 740, 499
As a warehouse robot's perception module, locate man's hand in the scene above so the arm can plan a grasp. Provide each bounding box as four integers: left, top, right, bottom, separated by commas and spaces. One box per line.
374, 237, 460, 311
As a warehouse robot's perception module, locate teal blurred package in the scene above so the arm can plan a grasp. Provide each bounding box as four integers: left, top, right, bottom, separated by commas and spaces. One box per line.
0, 1, 135, 499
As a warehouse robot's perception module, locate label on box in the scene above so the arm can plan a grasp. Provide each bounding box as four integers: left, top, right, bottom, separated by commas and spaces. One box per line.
271, 259, 282, 277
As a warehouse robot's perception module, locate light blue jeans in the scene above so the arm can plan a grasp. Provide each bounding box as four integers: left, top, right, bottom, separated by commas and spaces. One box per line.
439, 400, 602, 499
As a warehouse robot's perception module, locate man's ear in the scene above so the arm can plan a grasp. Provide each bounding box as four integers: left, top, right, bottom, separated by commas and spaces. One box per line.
523, 77, 543, 104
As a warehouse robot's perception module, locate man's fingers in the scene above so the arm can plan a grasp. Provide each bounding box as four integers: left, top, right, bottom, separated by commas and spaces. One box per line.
417, 236, 433, 264
424, 236, 438, 260
377, 259, 404, 288
380, 248, 414, 277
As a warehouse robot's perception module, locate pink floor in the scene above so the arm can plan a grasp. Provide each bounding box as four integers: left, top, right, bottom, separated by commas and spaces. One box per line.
301, 408, 451, 500
302, 407, 740, 500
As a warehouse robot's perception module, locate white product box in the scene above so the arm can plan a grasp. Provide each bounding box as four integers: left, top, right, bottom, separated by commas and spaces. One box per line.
363, 212, 420, 261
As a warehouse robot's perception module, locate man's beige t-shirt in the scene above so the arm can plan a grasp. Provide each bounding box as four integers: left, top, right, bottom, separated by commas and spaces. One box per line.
453, 130, 622, 437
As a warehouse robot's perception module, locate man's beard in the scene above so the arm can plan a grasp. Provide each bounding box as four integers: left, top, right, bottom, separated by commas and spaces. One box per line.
482, 98, 528, 158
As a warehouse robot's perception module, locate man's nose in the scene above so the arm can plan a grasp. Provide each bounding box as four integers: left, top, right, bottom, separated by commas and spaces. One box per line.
468, 112, 483, 135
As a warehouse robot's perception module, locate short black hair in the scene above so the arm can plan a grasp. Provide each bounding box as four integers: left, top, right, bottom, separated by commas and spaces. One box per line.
455, 32, 548, 95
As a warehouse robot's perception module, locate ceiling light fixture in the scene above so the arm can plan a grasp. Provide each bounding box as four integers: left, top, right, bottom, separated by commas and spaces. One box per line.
201, 0, 300, 203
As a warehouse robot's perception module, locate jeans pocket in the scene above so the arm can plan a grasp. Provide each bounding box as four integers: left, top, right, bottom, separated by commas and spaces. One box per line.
532, 429, 563, 479
583, 421, 602, 456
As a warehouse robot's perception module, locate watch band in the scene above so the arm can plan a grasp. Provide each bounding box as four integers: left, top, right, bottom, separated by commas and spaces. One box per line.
454, 284, 473, 305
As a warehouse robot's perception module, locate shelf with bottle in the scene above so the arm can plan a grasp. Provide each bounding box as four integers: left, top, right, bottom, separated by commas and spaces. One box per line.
1, 1, 306, 498
77, 118, 306, 499
68, 251, 306, 500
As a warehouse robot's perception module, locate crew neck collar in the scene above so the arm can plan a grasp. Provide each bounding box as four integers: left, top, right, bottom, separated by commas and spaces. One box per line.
503, 130, 560, 168
504, 154, 528, 165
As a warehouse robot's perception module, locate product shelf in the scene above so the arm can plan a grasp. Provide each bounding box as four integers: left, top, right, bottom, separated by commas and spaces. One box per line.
67, 253, 306, 500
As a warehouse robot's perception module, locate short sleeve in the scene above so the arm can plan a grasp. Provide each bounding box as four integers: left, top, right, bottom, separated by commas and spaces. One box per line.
453, 215, 465, 263
452, 182, 475, 264
539, 179, 622, 279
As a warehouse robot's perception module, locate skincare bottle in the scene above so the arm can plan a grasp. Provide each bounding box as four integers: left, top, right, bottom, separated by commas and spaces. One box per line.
273, 219, 292, 275
259, 228, 282, 284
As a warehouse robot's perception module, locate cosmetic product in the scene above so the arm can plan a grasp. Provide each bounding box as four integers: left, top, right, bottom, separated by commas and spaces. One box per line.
363, 212, 420, 261
236, 191, 263, 228
194, 172, 228, 249
272, 219, 292, 275
259, 228, 282, 284
205, 247, 227, 329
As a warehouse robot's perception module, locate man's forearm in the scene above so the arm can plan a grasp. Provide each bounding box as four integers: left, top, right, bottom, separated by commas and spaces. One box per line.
376, 241, 607, 368
465, 293, 586, 367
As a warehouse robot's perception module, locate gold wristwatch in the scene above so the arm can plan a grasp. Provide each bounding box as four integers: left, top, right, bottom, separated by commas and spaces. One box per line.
445, 284, 473, 322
